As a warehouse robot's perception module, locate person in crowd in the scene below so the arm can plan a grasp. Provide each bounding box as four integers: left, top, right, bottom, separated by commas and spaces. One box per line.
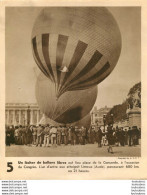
10, 125, 15, 144
97, 127, 103, 147
36, 124, 44, 147
64, 125, 68, 145
21, 126, 27, 145
107, 124, 114, 154
87, 128, 92, 144
6, 126, 11, 146
50, 125, 57, 146
67, 126, 72, 145
14, 126, 19, 145
61, 126, 65, 144
75, 126, 79, 144
27, 125, 33, 146
119, 127, 125, 146
32, 125, 37, 145
136, 127, 140, 145
81, 126, 86, 145
138, 128, 141, 145
115, 126, 120, 146
71, 126, 76, 145
132, 126, 139, 146
128, 127, 132, 146
95, 125, 98, 143
91, 127, 96, 144
124, 129, 128, 145
101, 129, 107, 146
43, 124, 50, 147
18, 125, 22, 145
57, 125, 62, 145
78, 127, 82, 145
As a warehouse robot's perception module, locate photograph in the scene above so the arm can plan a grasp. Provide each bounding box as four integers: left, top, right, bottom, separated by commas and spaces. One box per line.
5, 7, 141, 157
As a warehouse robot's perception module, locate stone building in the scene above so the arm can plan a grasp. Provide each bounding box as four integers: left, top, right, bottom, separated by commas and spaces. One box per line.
5, 103, 42, 126
91, 106, 111, 126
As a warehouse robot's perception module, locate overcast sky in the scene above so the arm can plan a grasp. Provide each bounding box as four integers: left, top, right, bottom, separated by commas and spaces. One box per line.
6, 7, 141, 109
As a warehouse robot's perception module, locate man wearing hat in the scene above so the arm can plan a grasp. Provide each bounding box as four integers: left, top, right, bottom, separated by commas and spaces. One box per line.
36, 124, 44, 147
43, 124, 50, 147
50, 125, 57, 146
57, 125, 62, 145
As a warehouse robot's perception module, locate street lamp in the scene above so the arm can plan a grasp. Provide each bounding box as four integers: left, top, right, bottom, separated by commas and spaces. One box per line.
27, 106, 31, 125
103, 114, 106, 132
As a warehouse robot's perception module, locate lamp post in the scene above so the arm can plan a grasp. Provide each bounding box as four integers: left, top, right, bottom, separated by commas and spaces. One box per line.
103, 114, 106, 132
27, 106, 31, 125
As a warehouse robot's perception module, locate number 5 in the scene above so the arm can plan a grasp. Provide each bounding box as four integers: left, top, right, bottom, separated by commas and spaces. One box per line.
7, 162, 13, 172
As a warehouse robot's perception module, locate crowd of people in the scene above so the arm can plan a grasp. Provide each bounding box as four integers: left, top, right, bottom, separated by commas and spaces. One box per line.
5, 124, 141, 152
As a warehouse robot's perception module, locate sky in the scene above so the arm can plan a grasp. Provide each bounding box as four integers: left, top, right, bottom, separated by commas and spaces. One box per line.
5, 7, 141, 109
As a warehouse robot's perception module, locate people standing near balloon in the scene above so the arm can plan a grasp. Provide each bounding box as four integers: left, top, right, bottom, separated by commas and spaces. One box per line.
14, 126, 19, 145
26, 126, 33, 146
43, 124, 50, 147
6, 126, 11, 146
71, 126, 76, 145
91, 127, 95, 144
67, 126, 72, 145
124, 129, 128, 145
50, 126, 57, 147
132, 126, 139, 146
57, 126, 62, 146
119, 128, 125, 146
36, 124, 43, 147
87, 128, 92, 144
61, 126, 65, 144
75, 126, 80, 144
21, 126, 27, 145
114, 126, 120, 146
32, 125, 37, 145
128, 127, 132, 146
81, 126, 86, 145
64, 125, 68, 145
97, 127, 103, 147
107, 124, 114, 154
18, 125, 22, 145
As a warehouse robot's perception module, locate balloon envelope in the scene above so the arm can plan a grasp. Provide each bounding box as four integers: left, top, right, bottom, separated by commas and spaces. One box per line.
32, 7, 121, 98
35, 73, 97, 124
39, 113, 91, 129
69, 114, 91, 129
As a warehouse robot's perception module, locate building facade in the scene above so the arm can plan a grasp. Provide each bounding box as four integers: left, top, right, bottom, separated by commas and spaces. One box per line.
5, 103, 43, 126
91, 106, 111, 126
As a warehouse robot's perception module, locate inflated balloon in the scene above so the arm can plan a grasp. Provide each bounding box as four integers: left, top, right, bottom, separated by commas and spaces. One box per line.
32, 7, 121, 98
35, 73, 97, 124
69, 114, 91, 129
39, 113, 91, 129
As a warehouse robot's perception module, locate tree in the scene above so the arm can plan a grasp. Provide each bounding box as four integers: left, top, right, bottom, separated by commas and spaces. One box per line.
105, 82, 141, 125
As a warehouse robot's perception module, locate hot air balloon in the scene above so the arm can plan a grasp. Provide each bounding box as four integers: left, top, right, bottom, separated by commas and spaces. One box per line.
38, 113, 91, 129
32, 7, 121, 98
35, 73, 97, 124
69, 113, 91, 129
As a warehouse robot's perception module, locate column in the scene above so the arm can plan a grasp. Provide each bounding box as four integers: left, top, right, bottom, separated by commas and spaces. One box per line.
30, 110, 33, 125
37, 110, 40, 124
13, 110, 15, 125
19, 110, 21, 124
25, 110, 27, 125
7, 110, 10, 125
